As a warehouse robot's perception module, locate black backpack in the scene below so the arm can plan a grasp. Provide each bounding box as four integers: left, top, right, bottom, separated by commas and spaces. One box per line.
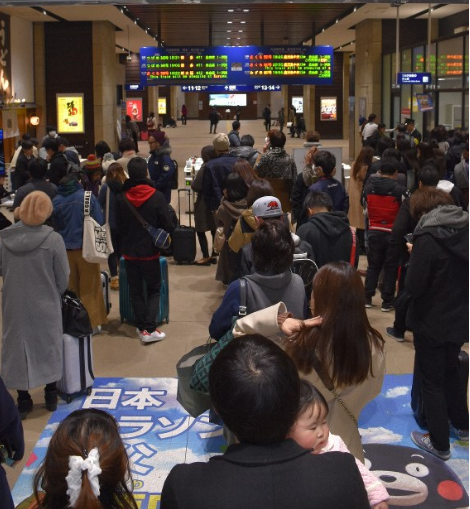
63, 154, 82, 178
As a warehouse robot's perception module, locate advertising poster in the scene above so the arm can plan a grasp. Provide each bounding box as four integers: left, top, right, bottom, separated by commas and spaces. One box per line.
56, 94, 84, 134
158, 97, 167, 115
292, 96, 303, 114
321, 97, 337, 121
127, 98, 143, 121
0, 13, 11, 99
416, 93, 434, 112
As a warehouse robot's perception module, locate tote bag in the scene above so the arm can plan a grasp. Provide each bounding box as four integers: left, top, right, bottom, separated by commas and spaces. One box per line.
82, 190, 114, 264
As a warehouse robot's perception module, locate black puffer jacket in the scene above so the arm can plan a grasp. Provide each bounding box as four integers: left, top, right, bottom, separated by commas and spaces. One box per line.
116, 178, 174, 258
296, 211, 357, 268
406, 205, 469, 344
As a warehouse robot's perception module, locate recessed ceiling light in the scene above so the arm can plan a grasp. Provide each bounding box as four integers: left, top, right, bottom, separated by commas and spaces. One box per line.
227, 21, 233, 24
322, 28, 325, 32
335, 19, 339, 23
227, 30, 232, 32
243, 9, 249, 12
353, 7, 357, 12
228, 9, 234, 12
239, 30, 243, 32
227, 37, 231, 40
237, 37, 241, 40
240, 21, 246, 24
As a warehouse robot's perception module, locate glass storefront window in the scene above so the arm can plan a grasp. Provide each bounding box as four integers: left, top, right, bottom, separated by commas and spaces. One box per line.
439, 91, 464, 129
437, 37, 464, 90
426, 43, 437, 78
401, 49, 412, 73
413, 46, 425, 72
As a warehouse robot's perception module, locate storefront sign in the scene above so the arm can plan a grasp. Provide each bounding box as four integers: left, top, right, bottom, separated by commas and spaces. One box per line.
125, 84, 145, 92
0, 13, 11, 99
56, 94, 84, 134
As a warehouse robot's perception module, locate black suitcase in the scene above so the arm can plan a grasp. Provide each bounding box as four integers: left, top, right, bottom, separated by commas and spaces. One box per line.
411, 350, 469, 429
172, 188, 196, 264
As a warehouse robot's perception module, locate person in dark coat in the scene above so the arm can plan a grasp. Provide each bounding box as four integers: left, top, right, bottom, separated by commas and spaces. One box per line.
191, 145, 217, 265
0, 376, 25, 509
230, 134, 261, 168
297, 191, 358, 269
202, 133, 239, 213
147, 131, 175, 204
116, 157, 174, 343
161, 335, 370, 509
12, 140, 35, 190
44, 138, 69, 186
209, 107, 219, 134
406, 188, 469, 461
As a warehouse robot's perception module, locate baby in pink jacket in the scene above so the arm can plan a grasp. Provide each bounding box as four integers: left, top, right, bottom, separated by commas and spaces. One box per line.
288, 379, 389, 509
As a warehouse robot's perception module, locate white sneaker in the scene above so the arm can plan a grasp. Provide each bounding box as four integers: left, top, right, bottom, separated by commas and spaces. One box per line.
150, 329, 166, 341
137, 328, 165, 343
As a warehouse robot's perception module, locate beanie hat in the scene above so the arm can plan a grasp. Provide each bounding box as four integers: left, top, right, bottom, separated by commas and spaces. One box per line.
151, 130, 166, 145
213, 133, 230, 152
101, 152, 116, 172
252, 196, 283, 218
85, 154, 101, 171
18, 191, 52, 226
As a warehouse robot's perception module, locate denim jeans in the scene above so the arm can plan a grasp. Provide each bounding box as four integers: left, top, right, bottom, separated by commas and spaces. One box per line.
125, 258, 161, 333
413, 334, 468, 451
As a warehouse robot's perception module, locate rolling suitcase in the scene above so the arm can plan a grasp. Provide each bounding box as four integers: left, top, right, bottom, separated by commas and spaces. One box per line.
172, 188, 196, 264
57, 334, 94, 403
101, 271, 112, 315
119, 256, 169, 325
411, 350, 469, 428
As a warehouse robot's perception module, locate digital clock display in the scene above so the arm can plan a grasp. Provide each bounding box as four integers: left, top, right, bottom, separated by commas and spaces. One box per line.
140, 46, 333, 86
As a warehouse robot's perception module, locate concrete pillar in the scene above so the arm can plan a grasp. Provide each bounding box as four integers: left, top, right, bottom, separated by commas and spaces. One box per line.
303, 85, 315, 133
170, 86, 178, 123
342, 56, 350, 141
92, 21, 118, 149
33, 23, 46, 141
354, 19, 382, 159
148, 86, 160, 123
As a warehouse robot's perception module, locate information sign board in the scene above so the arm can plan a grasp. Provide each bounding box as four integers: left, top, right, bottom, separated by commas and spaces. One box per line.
141, 45, 333, 86
397, 72, 432, 85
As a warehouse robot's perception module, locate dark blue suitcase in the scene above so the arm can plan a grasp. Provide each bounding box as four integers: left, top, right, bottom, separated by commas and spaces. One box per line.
119, 256, 169, 325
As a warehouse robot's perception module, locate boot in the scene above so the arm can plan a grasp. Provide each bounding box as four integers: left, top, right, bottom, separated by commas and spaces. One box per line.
17, 394, 33, 420
45, 389, 58, 412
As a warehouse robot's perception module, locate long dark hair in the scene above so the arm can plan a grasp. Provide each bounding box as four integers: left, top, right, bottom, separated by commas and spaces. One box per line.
352, 146, 374, 180
284, 262, 384, 387
34, 409, 137, 509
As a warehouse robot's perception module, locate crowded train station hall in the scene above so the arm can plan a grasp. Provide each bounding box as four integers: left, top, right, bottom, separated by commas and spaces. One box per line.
0, 1, 468, 508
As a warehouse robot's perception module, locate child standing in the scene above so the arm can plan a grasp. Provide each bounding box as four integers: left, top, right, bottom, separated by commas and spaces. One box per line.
288, 379, 389, 509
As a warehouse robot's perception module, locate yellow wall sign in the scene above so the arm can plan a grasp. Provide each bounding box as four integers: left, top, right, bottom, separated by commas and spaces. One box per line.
57, 94, 84, 134
158, 97, 167, 115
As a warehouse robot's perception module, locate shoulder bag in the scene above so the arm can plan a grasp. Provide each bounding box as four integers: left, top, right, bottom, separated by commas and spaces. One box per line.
349, 226, 357, 267
123, 194, 171, 251
62, 289, 93, 338
190, 279, 247, 395
82, 190, 114, 264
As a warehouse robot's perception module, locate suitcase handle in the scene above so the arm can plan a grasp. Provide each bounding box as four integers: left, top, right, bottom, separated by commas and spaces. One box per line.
177, 188, 192, 227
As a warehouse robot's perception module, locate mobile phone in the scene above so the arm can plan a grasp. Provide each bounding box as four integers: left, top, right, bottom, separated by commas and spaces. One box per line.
404, 233, 413, 244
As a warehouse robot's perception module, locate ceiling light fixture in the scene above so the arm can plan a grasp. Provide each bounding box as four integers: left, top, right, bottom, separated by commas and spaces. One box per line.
228, 9, 234, 12
243, 9, 249, 12
227, 21, 233, 24
240, 21, 246, 24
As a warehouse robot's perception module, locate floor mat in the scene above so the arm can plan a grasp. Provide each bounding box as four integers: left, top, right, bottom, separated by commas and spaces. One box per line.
11, 375, 468, 509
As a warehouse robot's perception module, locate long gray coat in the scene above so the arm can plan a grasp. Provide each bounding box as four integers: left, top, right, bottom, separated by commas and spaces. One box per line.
0, 223, 69, 390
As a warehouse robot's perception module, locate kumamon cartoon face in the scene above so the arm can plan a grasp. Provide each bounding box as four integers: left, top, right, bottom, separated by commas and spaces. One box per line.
363, 444, 468, 508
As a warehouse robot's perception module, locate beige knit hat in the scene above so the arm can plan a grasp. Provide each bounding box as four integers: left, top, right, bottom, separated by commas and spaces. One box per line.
213, 133, 230, 152
18, 191, 53, 226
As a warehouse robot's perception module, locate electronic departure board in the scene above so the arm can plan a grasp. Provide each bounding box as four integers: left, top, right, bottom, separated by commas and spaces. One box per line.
140, 46, 333, 86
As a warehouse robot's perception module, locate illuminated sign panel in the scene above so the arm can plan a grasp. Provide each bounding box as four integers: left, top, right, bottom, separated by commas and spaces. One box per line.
141, 46, 333, 86
181, 84, 282, 92
56, 94, 84, 134
397, 72, 432, 85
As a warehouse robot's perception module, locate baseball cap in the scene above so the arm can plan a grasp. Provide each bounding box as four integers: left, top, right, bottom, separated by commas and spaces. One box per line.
252, 196, 283, 218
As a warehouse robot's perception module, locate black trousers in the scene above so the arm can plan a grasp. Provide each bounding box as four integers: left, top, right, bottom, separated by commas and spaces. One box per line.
126, 258, 161, 333
365, 232, 398, 302
413, 334, 468, 451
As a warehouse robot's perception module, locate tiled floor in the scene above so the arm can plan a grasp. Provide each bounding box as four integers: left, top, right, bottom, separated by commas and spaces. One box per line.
3, 120, 466, 491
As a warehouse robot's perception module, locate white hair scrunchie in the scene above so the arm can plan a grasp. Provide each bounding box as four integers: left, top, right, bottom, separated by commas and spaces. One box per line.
65, 447, 102, 508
